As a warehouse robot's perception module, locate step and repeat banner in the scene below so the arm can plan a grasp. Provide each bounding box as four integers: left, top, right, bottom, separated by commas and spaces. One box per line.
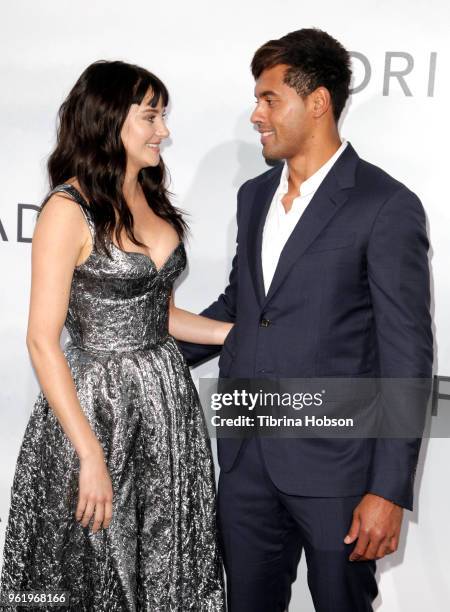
1, 1, 449, 609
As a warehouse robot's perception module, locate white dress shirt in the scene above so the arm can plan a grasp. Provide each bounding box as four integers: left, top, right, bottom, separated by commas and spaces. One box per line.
261, 140, 348, 294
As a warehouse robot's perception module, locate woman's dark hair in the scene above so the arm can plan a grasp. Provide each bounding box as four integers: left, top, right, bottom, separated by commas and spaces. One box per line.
45, 60, 187, 255
251, 28, 351, 122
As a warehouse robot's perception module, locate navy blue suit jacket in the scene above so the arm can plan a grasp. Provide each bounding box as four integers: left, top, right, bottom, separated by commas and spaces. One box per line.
180, 143, 433, 510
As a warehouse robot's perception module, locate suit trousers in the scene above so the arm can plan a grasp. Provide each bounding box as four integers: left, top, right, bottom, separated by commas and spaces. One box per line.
217, 436, 378, 612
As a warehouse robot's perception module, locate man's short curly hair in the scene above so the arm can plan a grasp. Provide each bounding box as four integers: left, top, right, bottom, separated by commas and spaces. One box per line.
251, 28, 352, 122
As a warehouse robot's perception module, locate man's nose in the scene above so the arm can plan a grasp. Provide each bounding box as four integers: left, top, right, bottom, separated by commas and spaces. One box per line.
250, 104, 264, 125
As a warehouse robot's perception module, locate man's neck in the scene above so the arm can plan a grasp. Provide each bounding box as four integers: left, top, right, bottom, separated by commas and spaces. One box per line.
286, 135, 343, 194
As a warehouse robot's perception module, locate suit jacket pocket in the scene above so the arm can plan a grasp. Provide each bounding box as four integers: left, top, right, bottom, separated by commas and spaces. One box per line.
306, 232, 356, 254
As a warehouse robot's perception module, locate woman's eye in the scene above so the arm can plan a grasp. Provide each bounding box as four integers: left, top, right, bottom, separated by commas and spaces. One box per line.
145, 114, 167, 123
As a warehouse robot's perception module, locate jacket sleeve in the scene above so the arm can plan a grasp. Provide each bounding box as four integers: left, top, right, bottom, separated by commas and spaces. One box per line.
366, 185, 433, 510
177, 183, 245, 367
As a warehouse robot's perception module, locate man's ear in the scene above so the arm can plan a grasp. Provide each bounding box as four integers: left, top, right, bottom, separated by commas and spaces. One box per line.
310, 87, 332, 118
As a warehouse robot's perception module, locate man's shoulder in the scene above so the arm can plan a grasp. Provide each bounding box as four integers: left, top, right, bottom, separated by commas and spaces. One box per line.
356, 155, 413, 200
351, 152, 424, 222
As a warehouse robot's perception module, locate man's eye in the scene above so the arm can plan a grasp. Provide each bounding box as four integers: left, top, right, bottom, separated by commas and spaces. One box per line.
146, 116, 156, 123
266, 99, 274, 106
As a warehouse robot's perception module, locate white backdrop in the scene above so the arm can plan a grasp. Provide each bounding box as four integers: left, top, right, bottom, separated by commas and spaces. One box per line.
1, 1, 449, 609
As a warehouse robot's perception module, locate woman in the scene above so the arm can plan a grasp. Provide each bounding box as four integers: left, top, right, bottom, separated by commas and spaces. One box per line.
0, 61, 228, 611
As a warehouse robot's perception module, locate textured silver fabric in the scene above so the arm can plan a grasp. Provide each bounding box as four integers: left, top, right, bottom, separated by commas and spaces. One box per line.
0, 185, 225, 611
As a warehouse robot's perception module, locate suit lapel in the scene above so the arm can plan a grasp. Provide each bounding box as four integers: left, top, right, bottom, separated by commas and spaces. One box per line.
259, 143, 360, 307
247, 165, 283, 305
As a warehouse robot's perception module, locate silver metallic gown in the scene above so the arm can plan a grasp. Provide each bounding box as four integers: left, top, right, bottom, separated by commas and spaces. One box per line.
0, 184, 225, 611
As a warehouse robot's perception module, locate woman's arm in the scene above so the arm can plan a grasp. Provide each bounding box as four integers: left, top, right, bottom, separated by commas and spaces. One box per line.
168, 294, 233, 344
27, 193, 112, 532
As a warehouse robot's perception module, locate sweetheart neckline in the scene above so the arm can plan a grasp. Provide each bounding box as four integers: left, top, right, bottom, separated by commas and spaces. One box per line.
56, 183, 184, 274
109, 240, 184, 274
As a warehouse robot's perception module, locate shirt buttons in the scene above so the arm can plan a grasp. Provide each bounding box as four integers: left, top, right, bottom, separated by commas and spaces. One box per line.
260, 318, 271, 327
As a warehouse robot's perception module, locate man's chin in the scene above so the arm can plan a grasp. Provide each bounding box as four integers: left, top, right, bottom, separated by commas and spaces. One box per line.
262, 147, 283, 167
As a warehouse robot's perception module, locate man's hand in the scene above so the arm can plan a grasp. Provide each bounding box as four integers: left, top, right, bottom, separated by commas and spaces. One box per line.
344, 493, 403, 561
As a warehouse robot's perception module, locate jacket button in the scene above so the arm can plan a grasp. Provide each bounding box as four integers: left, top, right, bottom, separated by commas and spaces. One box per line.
260, 318, 271, 327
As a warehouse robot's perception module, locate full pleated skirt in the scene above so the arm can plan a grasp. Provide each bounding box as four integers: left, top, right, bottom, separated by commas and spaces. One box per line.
0, 338, 225, 611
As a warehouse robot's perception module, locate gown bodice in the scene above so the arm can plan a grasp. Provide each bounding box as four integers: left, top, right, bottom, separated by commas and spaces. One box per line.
47, 184, 186, 353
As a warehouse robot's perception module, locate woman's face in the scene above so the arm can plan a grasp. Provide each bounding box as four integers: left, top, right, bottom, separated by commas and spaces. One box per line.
120, 88, 169, 173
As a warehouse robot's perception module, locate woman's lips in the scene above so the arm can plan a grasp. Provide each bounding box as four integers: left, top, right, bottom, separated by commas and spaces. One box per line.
146, 144, 160, 153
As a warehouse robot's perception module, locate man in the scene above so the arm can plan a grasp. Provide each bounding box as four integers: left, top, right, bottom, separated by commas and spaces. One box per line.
180, 28, 433, 611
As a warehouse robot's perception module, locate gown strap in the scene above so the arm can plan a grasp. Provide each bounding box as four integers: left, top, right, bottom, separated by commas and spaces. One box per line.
39, 183, 95, 241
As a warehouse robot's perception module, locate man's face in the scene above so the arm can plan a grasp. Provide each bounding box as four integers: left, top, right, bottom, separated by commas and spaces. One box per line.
251, 63, 313, 161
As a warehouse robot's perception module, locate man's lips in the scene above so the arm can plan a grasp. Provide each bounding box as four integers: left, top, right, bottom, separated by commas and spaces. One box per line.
259, 130, 275, 145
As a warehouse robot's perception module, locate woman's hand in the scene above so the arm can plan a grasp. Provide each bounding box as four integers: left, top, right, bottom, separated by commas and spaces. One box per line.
168, 294, 234, 345
220, 322, 234, 344
75, 446, 113, 533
